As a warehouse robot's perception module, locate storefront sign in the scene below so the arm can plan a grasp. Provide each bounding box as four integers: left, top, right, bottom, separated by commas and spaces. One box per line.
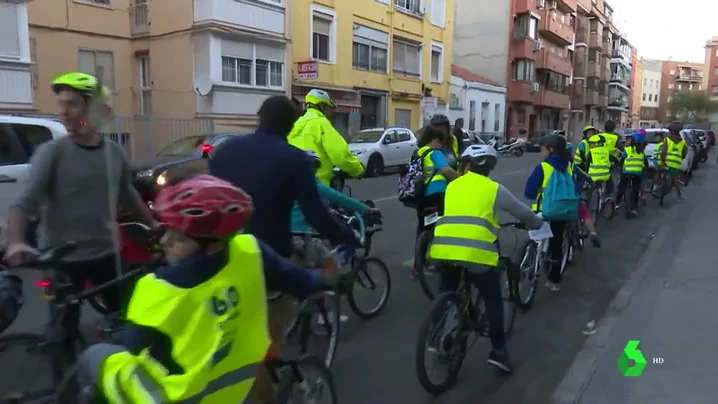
296, 61, 318, 80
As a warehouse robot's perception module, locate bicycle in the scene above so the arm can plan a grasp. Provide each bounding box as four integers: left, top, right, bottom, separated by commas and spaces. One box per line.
0, 242, 150, 403
265, 345, 338, 404
414, 222, 522, 394
330, 167, 352, 196
610, 175, 640, 220
656, 167, 674, 207
414, 206, 441, 300
586, 179, 614, 227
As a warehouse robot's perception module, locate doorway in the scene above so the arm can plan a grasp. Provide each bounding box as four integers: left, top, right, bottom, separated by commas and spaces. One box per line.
360, 95, 381, 129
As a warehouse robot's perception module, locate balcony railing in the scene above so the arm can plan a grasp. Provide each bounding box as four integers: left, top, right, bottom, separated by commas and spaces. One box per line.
677, 74, 702, 81
610, 74, 630, 87
131, 1, 149, 35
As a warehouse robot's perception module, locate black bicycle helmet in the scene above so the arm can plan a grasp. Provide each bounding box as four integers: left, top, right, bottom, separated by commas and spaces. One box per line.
539, 134, 567, 152
668, 122, 683, 133
429, 114, 450, 126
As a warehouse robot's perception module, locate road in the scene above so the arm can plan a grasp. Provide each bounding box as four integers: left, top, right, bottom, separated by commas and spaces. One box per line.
2, 153, 671, 403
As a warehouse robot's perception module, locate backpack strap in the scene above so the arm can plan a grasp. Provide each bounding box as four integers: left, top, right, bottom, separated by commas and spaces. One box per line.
417, 148, 439, 184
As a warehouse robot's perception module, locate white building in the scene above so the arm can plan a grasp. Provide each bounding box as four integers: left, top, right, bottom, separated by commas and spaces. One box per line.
0, 0, 32, 112
446, 65, 506, 138
639, 59, 662, 128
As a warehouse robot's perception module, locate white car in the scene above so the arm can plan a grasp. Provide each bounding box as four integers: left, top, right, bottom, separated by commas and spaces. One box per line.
643, 128, 694, 170
348, 127, 417, 176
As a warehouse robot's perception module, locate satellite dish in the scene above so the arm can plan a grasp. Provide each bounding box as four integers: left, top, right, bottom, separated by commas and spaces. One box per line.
194, 76, 213, 96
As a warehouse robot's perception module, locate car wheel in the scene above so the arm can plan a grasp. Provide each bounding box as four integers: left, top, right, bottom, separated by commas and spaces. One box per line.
366, 154, 384, 177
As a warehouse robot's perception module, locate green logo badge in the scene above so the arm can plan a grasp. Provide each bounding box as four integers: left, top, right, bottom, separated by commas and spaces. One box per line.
617, 340, 647, 376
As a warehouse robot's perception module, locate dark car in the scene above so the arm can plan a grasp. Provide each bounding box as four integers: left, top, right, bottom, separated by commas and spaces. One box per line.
527, 129, 561, 152
132, 133, 243, 201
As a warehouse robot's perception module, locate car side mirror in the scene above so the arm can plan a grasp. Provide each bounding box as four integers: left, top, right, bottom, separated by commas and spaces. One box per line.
382, 137, 391, 144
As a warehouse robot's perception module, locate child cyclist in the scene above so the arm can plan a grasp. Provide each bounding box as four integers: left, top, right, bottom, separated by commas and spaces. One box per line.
566, 142, 602, 248
430, 144, 543, 373
615, 129, 649, 216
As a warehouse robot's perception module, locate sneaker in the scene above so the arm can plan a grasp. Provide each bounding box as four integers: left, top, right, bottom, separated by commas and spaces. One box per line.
545, 281, 560, 292
487, 348, 513, 373
630, 209, 638, 217
589, 233, 601, 248
677, 193, 684, 202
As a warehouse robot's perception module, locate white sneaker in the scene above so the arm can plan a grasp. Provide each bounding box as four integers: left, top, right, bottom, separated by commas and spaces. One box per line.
545, 281, 560, 292
316, 314, 349, 325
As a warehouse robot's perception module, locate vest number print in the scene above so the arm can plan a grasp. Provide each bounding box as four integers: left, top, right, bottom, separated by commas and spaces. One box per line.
210, 286, 239, 316
210, 286, 241, 366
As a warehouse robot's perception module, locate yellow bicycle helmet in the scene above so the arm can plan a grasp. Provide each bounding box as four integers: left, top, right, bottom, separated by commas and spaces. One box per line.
588, 134, 605, 143
583, 125, 596, 133
304, 89, 337, 108
51, 72, 111, 105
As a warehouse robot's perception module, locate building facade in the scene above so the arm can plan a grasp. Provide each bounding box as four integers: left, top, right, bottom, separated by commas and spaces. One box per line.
703, 36, 718, 98
290, 0, 453, 135
608, 30, 632, 127
629, 47, 640, 127
506, 0, 575, 139
658, 60, 703, 121
0, 0, 32, 112
27, 0, 291, 135
447, 65, 506, 136
639, 59, 662, 127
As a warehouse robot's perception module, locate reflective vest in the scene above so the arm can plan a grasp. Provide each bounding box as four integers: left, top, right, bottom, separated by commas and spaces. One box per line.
531, 161, 574, 212
429, 172, 500, 267
417, 146, 446, 186
623, 146, 645, 174
588, 146, 611, 182
599, 132, 620, 157
663, 138, 685, 169
100, 235, 270, 403
573, 139, 589, 165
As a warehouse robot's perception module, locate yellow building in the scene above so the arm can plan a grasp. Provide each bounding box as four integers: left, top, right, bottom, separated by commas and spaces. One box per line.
290, 0, 454, 135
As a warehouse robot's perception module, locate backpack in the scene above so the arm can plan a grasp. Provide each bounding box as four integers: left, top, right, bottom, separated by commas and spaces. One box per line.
541, 167, 579, 221
397, 148, 435, 207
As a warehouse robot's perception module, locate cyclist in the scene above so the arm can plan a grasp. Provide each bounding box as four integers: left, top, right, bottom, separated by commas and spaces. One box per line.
288, 89, 364, 185
4, 72, 155, 361
431, 144, 543, 372
75, 175, 333, 403
428, 114, 462, 166
566, 143, 601, 248
616, 129, 649, 216
656, 123, 687, 201
574, 125, 598, 168
596, 120, 621, 200
524, 135, 574, 292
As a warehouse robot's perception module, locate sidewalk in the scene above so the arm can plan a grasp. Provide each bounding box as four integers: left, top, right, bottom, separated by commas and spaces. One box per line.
551, 162, 718, 404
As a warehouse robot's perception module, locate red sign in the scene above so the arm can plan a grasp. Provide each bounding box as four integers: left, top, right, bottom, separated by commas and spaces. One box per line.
296, 61, 318, 80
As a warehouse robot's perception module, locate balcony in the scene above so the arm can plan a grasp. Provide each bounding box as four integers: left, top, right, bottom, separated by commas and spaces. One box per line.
536, 49, 572, 76
513, 0, 537, 14
585, 89, 599, 105
533, 86, 570, 109
611, 49, 631, 66
588, 32, 601, 49
193, 0, 285, 35
609, 74, 630, 88
131, 1, 149, 35
602, 38, 611, 55
587, 61, 601, 78
511, 37, 538, 60
607, 98, 629, 111
508, 81, 535, 103
577, 0, 592, 12
539, 10, 574, 45
676, 74, 702, 82
556, 0, 577, 13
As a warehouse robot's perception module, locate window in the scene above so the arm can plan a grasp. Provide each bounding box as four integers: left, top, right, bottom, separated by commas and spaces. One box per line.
0, 125, 30, 166
642, 93, 646, 101
12, 124, 53, 156
668, 83, 674, 89
514, 59, 535, 82
87, 0, 111, 4
430, 43, 443, 82
137, 55, 151, 115
395, 108, 412, 128
430, 0, 446, 26
0, 2, 20, 58
699, 84, 702, 90
352, 29, 388, 73
714, 68, 718, 76
667, 96, 672, 102
78, 50, 115, 89
513, 14, 538, 40
312, 15, 332, 61
394, 0, 420, 14
493, 104, 500, 132
392, 39, 421, 78
643, 78, 647, 85
468, 101, 476, 131
220, 42, 284, 88
397, 130, 411, 141
715, 49, 718, 57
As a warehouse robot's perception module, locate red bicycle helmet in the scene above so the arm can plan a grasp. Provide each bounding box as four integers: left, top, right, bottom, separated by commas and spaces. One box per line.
153, 175, 253, 239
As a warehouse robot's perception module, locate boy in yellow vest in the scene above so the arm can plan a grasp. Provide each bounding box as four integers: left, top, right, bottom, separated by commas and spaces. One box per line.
430, 144, 543, 373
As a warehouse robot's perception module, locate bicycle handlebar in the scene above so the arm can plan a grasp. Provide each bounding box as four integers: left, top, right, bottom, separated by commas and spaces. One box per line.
333, 211, 366, 247
24, 241, 78, 268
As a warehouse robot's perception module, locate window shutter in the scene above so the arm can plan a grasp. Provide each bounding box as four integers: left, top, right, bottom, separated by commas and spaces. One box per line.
0, 3, 20, 58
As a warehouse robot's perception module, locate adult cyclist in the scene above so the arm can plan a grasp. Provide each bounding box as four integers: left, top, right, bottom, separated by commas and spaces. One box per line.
596, 120, 621, 200
574, 125, 598, 168
288, 89, 364, 185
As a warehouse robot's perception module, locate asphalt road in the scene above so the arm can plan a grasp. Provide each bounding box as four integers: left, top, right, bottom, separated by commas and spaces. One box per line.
1, 153, 673, 403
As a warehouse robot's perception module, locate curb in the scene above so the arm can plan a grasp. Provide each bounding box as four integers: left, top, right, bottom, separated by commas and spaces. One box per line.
549, 194, 682, 403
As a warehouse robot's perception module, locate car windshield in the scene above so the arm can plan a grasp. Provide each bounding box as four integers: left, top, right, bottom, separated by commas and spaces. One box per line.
349, 130, 384, 143
645, 132, 664, 144
157, 135, 212, 156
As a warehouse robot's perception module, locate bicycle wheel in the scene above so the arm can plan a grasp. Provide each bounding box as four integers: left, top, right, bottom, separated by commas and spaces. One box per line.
659, 174, 672, 207
297, 295, 340, 368
559, 230, 572, 276
516, 240, 539, 312
273, 355, 338, 404
589, 189, 601, 227
0, 333, 56, 403
346, 257, 392, 319
53, 363, 81, 404
415, 292, 469, 395
497, 258, 519, 338
415, 230, 440, 300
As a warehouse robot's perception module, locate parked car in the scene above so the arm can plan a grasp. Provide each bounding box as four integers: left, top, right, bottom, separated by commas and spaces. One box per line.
132, 133, 244, 200
347, 127, 417, 176
644, 128, 667, 168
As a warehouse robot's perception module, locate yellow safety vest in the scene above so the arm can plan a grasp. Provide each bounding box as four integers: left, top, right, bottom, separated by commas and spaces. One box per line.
573, 139, 589, 165
599, 132, 620, 157
588, 146, 611, 182
623, 146, 645, 174
429, 172, 500, 267
531, 162, 574, 212
417, 146, 446, 186
100, 235, 270, 403
663, 138, 685, 169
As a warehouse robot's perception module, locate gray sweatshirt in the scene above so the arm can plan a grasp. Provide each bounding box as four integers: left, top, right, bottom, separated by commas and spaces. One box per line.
12, 137, 138, 261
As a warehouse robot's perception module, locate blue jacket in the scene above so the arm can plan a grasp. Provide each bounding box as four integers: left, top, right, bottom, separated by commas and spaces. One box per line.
208, 128, 356, 258
292, 180, 371, 233
122, 240, 324, 373
524, 154, 571, 200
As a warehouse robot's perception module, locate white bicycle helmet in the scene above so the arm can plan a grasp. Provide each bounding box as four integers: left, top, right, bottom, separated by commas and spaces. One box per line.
461, 144, 498, 170
305, 89, 337, 108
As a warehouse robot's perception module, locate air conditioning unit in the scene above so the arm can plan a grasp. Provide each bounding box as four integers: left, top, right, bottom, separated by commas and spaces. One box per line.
537, 0, 546, 8
533, 40, 542, 51
532, 82, 540, 92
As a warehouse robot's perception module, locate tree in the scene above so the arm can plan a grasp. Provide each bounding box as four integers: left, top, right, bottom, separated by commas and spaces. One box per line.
668, 90, 718, 121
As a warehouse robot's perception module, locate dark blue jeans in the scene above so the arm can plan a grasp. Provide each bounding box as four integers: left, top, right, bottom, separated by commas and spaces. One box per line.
438, 266, 505, 350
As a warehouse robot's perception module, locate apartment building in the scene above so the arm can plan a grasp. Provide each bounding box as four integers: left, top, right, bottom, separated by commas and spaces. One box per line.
639, 58, 662, 128
28, 0, 290, 134
608, 31, 632, 127
659, 60, 703, 120
629, 47, 640, 127
506, 0, 575, 139
290, 0, 453, 134
0, 0, 32, 112
703, 36, 718, 98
